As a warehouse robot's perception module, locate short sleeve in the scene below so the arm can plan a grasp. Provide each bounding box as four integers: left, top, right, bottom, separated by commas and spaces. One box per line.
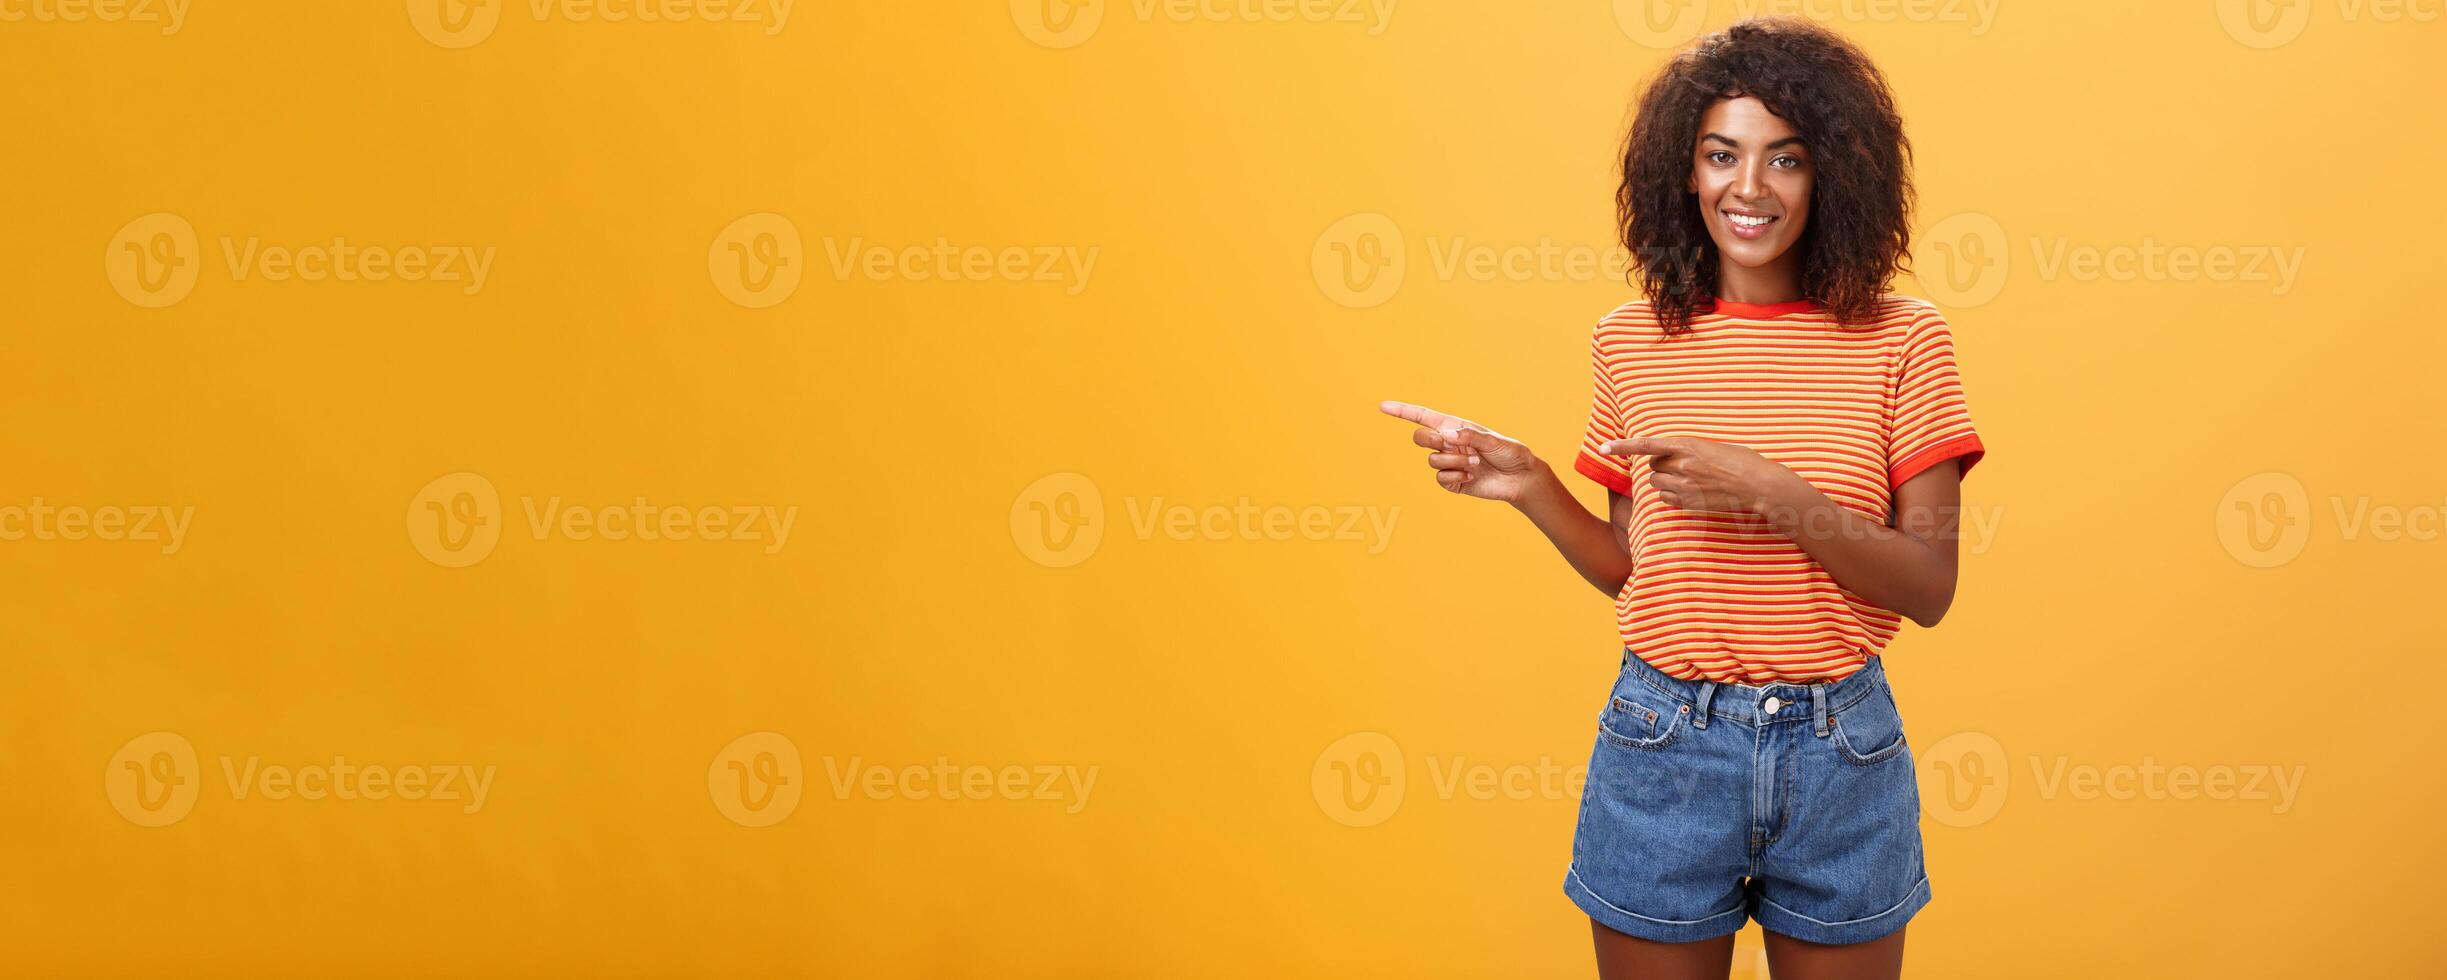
1888, 308, 1987, 487
1572, 323, 1636, 495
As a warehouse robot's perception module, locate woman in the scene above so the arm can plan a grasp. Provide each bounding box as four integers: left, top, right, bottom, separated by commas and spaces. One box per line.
1378, 17, 1984, 980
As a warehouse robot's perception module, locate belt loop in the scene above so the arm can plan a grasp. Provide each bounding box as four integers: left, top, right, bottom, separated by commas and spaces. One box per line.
1692, 681, 1715, 730
1811, 680, 1830, 738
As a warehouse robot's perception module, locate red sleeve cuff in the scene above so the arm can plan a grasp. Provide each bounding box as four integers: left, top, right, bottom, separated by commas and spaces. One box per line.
1574, 451, 1636, 496
1890, 433, 1985, 488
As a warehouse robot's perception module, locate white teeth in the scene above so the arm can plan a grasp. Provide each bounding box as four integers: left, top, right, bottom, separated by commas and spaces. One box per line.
1727, 213, 1775, 227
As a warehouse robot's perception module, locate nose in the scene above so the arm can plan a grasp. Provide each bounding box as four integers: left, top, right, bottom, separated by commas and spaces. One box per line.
1731, 159, 1766, 203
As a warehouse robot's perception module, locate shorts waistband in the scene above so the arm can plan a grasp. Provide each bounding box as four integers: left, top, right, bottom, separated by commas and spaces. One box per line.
1617, 648, 1887, 735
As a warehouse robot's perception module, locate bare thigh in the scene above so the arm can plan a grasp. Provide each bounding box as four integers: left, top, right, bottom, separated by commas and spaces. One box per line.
1590, 919, 1736, 980
1761, 924, 1907, 980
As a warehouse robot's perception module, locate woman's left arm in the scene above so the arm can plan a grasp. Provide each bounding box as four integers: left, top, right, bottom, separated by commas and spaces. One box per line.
1598, 436, 1966, 627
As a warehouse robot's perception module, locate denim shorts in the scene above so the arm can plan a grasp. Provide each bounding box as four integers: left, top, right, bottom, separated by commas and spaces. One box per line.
1562, 648, 1931, 945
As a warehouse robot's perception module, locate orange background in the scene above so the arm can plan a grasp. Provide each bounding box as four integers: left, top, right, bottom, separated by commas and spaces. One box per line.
2, 1, 2442, 976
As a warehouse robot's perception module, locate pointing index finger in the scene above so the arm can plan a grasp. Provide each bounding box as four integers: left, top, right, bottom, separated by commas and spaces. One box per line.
1598, 436, 1687, 457
1378, 400, 1454, 430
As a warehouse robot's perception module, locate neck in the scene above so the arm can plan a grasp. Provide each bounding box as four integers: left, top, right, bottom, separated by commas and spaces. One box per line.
1715, 259, 1802, 305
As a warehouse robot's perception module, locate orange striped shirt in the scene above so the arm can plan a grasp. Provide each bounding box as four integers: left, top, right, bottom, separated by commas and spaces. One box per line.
1572, 294, 1985, 685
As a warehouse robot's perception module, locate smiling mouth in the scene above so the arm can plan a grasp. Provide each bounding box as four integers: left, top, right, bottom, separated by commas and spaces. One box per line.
1723, 210, 1779, 239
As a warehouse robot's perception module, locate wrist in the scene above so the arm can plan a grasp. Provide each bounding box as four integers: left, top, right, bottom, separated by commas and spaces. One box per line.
1508, 457, 1563, 512
1753, 472, 1821, 533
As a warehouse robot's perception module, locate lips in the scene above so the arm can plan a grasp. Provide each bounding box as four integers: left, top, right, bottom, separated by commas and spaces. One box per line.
1723, 210, 1779, 240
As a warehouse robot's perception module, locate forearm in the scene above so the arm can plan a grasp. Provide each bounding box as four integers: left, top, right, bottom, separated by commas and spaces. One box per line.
1756, 483, 1956, 626
1511, 460, 1634, 599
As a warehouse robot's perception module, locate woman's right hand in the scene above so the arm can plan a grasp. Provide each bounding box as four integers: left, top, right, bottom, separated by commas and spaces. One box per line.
1378, 401, 1545, 504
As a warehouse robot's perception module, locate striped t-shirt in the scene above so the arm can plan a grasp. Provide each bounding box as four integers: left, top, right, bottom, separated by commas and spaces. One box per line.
1572, 294, 1986, 685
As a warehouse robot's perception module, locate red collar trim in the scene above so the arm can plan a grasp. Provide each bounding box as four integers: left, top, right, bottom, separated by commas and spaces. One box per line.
1709, 296, 1821, 318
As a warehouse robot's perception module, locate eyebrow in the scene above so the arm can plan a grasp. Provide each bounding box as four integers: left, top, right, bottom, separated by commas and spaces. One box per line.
1701, 132, 1808, 150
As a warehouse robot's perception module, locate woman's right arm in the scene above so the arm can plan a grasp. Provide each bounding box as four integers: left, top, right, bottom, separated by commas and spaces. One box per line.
1379, 401, 1635, 599
1513, 466, 1637, 599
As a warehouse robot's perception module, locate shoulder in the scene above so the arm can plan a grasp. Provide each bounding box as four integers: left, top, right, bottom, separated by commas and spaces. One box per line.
1602, 296, 1657, 324
1592, 297, 1659, 341
1867, 293, 1955, 341
1871, 293, 1943, 323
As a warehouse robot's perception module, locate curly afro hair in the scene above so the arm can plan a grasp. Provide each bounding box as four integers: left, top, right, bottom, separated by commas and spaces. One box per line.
1618, 17, 1914, 336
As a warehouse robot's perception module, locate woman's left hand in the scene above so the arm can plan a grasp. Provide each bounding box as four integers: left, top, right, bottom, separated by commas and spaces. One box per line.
1596, 436, 1811, 518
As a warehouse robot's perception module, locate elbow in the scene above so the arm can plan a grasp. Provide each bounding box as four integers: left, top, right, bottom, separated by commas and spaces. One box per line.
1905, 585, 1957, 629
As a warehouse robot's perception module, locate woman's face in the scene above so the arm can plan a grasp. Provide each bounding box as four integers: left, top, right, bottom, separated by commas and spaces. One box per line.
1688, 95, 1813, 274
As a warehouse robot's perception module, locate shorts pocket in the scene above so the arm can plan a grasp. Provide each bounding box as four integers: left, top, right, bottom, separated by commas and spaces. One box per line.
1828, 679, 1908, 766
1598, 693, 1687, 751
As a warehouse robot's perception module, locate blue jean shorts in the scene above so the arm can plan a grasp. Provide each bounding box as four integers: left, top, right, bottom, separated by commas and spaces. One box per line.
1562, 648, 1931, 945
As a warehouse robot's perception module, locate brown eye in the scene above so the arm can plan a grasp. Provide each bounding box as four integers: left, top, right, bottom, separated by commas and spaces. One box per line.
1707, 150, 1735, 165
